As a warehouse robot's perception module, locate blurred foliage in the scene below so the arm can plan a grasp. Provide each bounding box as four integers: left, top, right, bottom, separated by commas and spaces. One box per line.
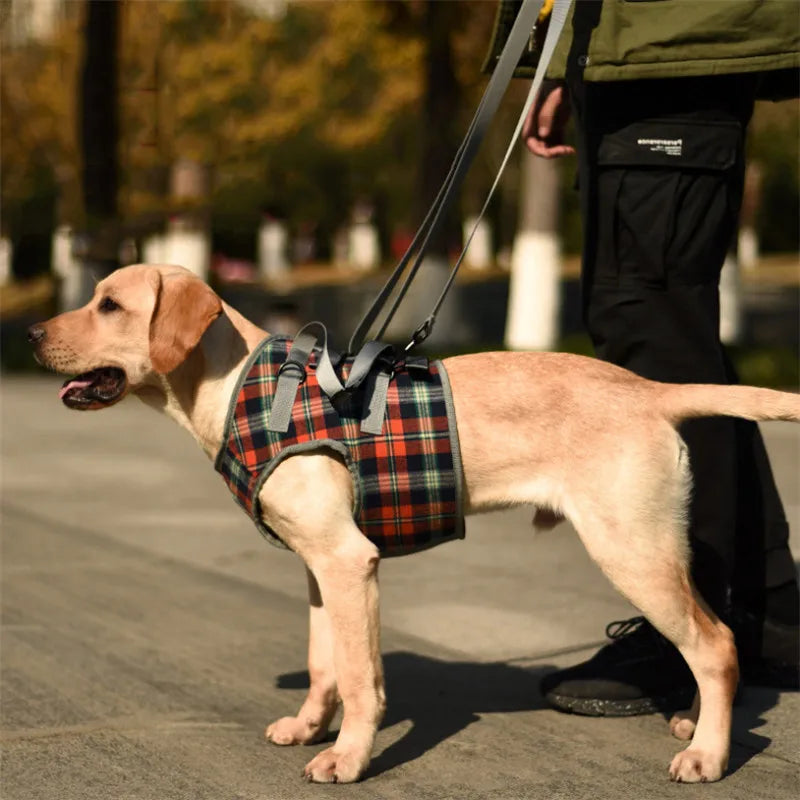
555, 334, 799, 389
749, 100, 800, 253
1, 3, 82, 276
1, 0, 499, 266
0, 0, 797, 269
732, 344, 800, 389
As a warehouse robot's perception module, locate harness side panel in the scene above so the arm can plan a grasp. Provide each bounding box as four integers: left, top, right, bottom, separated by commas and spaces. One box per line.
215, 337, 464, 555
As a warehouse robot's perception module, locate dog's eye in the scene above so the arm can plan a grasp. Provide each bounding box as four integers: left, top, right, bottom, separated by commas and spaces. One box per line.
98, 296, 120, 313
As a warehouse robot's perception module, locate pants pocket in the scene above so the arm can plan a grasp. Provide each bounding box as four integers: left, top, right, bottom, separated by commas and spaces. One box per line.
593, 117, 744, 288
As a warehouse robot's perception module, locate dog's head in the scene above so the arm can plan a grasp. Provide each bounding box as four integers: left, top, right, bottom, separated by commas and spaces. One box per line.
28, 264, 222, 410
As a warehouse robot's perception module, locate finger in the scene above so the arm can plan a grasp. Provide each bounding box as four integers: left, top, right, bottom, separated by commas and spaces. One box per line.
536, 87, 563, 138
548, 144, 575, 157
525, 138, 575, 159
522, 83, 560, 140
525, 136, 547, 157
521, 99, 539, 140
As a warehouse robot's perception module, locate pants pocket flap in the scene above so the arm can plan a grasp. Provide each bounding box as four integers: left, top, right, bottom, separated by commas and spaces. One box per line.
598, 118, 741, 170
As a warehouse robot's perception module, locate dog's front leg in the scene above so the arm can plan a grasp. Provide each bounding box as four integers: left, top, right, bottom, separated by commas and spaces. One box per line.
261, 454, 385, 783
266, 567, 339, 746
300, 533, 385, 783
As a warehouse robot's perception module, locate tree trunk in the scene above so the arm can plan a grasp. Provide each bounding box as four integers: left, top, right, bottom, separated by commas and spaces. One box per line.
418, 0, 460, 259
78, 0, 119, 286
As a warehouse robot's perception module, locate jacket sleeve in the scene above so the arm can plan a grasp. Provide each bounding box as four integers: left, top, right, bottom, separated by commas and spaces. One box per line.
482, 0, 573, 81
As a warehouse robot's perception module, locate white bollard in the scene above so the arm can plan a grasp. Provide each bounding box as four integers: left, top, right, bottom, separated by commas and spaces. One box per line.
164, 227, 210, 280
142, 234, 167, 265
738, 226, 759, 273
505, 152, 561, 351
348, 222, 380, 272
51, 225, 83, 310
505, 230, 561, 351
258, 217, 289, 279
462, 215, 493, 270
0, 237, 12, 287
719, 252, 741, 345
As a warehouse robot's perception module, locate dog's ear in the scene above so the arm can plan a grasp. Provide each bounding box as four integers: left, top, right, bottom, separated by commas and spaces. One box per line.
147, 270, 223, 375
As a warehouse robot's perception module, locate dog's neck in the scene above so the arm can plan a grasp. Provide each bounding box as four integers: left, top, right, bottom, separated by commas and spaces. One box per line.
138, 304, 267, 459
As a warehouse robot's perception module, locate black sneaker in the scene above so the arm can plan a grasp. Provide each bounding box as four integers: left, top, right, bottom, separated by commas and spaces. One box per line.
540, 617, 695, 716
732, 609, 800, 690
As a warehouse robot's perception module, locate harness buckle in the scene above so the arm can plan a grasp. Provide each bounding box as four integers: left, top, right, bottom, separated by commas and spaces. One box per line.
277, 358, 307, 384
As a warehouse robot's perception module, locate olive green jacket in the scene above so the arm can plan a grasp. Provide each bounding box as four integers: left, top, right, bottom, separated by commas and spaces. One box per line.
484, 0, 799, 98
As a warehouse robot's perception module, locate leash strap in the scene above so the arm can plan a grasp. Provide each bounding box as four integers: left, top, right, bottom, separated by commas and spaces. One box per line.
271, 0, 573, 436
347, 89, 492, 354
349, 0, 565, 353
417, 0, 572, 345
350, 0, 573, 353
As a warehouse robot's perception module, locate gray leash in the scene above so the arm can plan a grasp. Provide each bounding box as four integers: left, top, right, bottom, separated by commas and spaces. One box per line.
350, 0, 573, 354
268, 0, 572, 435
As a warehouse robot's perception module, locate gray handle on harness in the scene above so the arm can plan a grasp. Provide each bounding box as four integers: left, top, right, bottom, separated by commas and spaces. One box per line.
267, 322, 395, 436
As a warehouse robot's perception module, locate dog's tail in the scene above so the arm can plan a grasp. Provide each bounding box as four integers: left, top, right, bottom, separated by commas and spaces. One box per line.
658, 383, 800, 425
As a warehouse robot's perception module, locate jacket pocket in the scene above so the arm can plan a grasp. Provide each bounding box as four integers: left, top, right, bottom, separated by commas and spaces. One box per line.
594, 117, 742, 288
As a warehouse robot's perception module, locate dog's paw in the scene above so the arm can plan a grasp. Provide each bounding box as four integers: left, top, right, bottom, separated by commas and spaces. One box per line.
668, 748, 725, 783
303, 746, 366, 784
265, 716, 326, 747
668, 710, 697, 741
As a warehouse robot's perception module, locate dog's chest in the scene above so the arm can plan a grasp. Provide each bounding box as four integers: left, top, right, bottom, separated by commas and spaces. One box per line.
215, 336, 465, 556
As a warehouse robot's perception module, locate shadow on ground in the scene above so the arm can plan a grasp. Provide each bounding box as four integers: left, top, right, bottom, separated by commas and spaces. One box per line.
279, 650, 784, 779
278, 652, 555, 778
726, 687, 780, 774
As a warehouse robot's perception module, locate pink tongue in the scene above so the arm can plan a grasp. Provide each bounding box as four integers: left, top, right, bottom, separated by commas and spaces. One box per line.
59, 379, 93, 399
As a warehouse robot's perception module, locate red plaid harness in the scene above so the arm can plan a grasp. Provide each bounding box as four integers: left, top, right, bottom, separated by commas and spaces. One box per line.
214, 336, 465, 556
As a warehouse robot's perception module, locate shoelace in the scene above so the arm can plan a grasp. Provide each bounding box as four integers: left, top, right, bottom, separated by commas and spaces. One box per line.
603, 616, 671, 658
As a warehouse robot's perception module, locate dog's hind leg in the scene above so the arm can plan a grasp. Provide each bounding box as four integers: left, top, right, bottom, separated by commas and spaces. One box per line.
266, 567, 339, 746
575, 519, 737, 781
665, 587, 738, 783
568, 433, 737, 782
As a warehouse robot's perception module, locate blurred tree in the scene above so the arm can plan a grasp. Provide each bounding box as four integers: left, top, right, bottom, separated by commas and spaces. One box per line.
119, 0, 428, 254
1, 3, 81, 276
749, 100, 800, 254
3, 0, 795, 278
79, 0, 119, 274
118, 0, 500, 260
417, 0, 461, 258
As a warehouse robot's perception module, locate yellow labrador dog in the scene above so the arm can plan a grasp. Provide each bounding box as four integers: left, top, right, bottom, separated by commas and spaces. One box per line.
29, 264, 800, 784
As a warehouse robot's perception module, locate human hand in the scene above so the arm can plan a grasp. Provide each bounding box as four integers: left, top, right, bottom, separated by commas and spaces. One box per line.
522, 82, 575, 158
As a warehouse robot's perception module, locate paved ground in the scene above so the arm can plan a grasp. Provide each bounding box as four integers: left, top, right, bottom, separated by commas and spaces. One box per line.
2, 376, 798, 800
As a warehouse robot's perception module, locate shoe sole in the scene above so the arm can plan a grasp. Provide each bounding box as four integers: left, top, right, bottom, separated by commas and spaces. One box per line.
544, 686, 695, 717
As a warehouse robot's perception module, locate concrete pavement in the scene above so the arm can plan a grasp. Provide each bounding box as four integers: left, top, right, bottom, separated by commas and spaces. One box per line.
2, 375, 798, 799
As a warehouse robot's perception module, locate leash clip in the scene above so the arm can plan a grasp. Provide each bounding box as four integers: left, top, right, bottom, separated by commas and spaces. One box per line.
405, 318, 434, 352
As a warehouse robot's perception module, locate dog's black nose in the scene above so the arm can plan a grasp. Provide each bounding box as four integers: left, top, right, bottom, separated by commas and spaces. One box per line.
27, 325, 46, 344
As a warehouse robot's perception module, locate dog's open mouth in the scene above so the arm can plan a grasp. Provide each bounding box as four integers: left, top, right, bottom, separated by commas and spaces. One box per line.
59, 367, 127, 410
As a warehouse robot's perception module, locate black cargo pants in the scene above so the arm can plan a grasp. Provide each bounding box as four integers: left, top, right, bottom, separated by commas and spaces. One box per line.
567, 71, 796, 620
